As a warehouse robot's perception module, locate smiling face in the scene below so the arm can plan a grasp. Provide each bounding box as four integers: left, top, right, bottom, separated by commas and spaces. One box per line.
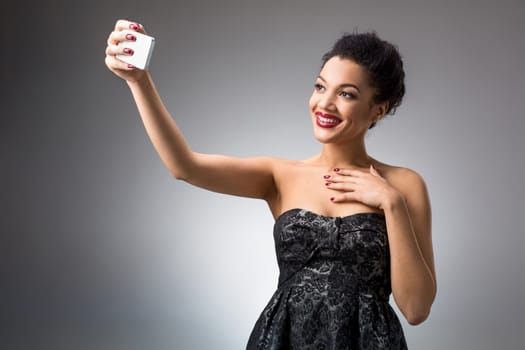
309, 56, 386, 145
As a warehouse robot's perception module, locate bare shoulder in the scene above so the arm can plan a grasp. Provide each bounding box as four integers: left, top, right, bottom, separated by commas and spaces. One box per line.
373, 161, 430, 208
375, 161, 426, 190
268, 156, 311, 172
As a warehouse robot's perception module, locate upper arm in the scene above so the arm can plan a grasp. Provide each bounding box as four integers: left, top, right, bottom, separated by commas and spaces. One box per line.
178, 152, 278, 202
396, 169, 436, 284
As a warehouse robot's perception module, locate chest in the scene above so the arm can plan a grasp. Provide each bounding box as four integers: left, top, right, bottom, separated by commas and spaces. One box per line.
272, 163, 378, 218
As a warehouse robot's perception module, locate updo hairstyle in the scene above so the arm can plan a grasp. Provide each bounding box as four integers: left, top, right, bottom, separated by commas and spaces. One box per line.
322, 32, 406, 128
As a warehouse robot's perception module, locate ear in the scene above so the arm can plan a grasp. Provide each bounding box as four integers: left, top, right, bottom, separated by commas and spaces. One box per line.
372, 101, 389, 123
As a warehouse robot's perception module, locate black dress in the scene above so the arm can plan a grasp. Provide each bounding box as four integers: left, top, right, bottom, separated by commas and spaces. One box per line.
246, 209, 407, 350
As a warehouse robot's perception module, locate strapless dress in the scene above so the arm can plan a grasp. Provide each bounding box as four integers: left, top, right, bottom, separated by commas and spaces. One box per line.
246, 209, 407, 350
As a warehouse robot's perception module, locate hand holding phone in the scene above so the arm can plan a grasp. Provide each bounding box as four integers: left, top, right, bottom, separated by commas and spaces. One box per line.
117, 30, 155, 70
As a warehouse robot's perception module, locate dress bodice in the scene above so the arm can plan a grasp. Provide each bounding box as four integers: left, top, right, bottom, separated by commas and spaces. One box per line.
274, 208, 391, 301
247, 208, 407, 350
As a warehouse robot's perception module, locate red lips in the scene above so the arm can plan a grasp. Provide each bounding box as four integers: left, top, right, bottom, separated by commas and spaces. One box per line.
315, 112, 342, 128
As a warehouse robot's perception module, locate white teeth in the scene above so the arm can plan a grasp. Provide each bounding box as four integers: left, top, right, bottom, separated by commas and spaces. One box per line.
318, 115, 340, 124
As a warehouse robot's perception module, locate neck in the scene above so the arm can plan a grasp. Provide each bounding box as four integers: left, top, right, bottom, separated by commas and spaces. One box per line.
317, 140, 371, 170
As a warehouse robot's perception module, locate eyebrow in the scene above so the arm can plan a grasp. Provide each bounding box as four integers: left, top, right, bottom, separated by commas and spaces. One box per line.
317, 75, 361, 93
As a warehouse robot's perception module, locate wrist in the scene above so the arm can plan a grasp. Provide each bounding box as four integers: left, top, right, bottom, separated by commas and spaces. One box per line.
126, 70, 150, 87
381, 189, 405, 212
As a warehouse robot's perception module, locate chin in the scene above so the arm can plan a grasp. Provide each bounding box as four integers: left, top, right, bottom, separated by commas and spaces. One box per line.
313, 129, 337, 144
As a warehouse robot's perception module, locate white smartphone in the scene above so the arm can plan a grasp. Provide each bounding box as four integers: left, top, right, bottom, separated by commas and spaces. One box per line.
117, 30, 155, 70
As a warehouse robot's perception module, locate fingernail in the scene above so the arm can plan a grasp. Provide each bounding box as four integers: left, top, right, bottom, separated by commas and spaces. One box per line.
130, 23, 139, 30
330, 197, 335, 202
128, 64, 135, 69
123, 48, 134, 55
333, 168, 340, 172
125, 34, 136, 41
325, 182, 331, 186
323, 175, 331, 179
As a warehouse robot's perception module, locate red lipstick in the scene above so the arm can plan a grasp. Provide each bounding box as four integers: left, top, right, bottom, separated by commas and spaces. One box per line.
315, 112, 342, 128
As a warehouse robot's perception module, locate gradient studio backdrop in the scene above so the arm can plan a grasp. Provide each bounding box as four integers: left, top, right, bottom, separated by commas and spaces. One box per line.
2, 0, 524, 349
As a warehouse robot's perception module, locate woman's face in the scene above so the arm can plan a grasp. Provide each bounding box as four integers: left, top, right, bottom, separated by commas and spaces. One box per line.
309, 56, 385, 145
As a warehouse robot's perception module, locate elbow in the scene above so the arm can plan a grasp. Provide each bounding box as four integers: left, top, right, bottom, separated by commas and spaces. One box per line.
168, 162, 192, 181
171, 170, 190, 182
396, 292, 435, 326
396, 282, 436, 326
171, 171, 187, 181
400, 300, 433, 325
405, 309, 430, 325
169, 154, 196, 181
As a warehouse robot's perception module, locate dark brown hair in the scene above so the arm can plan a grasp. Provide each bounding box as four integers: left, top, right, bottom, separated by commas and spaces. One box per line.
322, 32, 406, 128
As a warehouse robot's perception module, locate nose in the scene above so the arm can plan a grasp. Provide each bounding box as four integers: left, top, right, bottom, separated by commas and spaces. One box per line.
317, 92, 336, 110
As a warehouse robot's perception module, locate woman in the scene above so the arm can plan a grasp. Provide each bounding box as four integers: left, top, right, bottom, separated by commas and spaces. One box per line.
105, 20, 436, 349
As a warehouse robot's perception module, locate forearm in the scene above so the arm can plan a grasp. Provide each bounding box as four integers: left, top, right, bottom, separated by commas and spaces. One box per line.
383, 194, 436, 325
127, 73, 193, 179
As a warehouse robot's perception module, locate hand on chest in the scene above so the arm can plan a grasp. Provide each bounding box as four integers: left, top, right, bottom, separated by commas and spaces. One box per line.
276, 164, 380, 217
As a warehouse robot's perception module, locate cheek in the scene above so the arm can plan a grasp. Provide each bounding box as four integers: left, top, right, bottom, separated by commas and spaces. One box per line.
308, 94, 317, 111
345, 104, 367, 119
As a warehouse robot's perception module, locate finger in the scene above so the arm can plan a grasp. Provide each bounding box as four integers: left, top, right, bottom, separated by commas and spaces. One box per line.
333, 168, 366, 177
324, 174, 359, 184
370, 164, 383, 178
107, 30, 138, 46
105, 43, 134, 57
114, 19, 138, 31
105, 55, 135, 71
325, 181, 355, 191
324, 178, 358, 190
330, 192, 358, 203
114, 19, 146, 34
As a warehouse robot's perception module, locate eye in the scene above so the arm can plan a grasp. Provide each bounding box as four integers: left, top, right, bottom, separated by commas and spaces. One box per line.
339, 91, 356, 99
314, 83, 325, 92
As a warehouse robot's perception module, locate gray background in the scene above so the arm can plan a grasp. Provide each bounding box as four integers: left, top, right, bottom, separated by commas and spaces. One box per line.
3, 0, 524, 349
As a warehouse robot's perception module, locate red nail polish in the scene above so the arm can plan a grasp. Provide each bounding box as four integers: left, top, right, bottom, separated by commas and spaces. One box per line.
130, 23, 139, 30
323, 175, 330, 179
123, 48, 134, 54
330, 197, 335, 202
128, 64, 135, 69
325, 182, 331, 186
125, 34, 136, 41
333, 168, 340, 172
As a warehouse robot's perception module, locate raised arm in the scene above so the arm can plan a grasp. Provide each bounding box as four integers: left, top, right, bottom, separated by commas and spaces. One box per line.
105, 20, 277, 201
